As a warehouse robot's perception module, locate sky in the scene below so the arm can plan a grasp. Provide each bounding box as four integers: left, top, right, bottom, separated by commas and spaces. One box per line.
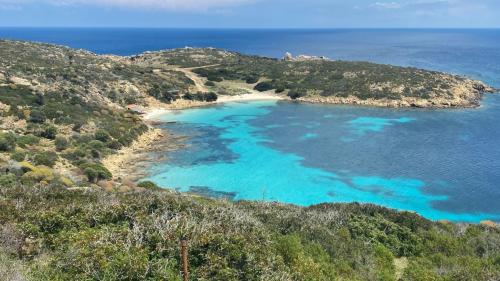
0, 0, 499, 28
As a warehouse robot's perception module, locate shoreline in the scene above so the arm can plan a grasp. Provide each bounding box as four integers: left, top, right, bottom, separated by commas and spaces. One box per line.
105, 93, 283, 182
101, 127, 187, 182
106, 89, 497, 184
144, 92, 284, 121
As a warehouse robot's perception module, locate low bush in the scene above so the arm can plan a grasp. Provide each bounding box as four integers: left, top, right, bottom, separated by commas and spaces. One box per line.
55, 136, 69, 151
288, 89, 307, 100
28, 109, 46, 124
16, 134, 40, 148
207, 75, 223, 82
245, 76, 259, 84
254, 81, 274, 92
0, 133, 16, 151
10, 151, 26, 162
80, 163, 112, 182
94, 130, 111, 143
38, 125, 57, 140
33, 152, 58, 167
137, 181, 162, 190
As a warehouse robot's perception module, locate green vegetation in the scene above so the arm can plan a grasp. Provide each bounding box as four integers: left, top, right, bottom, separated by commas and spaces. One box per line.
182, 91, 218, 102
0, 184, 498, 280
0, 40, 498, 280
147, 48, 491, 106
0, 83, 147, 186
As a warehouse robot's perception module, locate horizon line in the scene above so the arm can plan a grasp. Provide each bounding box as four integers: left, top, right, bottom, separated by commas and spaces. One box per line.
1, 26, 500, 30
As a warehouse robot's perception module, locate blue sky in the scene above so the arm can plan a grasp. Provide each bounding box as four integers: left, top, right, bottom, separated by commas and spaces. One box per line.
0, 0, 499, 28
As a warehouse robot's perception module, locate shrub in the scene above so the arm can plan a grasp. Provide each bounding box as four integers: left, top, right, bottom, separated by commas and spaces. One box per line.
88, 140, 106, 150
80, 163, 112, 182
28, 109, 46, 124
39, 125, 57, 140
275, 86, 286, 93
16, 134, 40, 148
254, 81, 274, 92
245, 76, 259, 84
148, 84, 180, 103
207, 75, 223, 82
182, 92, 194, 100
10, 151, 26, 162
107, 140, 122, 150
22, 165, 54, 183
137, 181, 161, 190
205, 92, 218, 102
0, 133, 17, 151
95, 130, 111, 143
0, 174, 18, 187
55, 137, 69, 151
72, 122, 83, 132
287, 89, 306, 100
204, 81, 216, 87
33, 152, 58, 167
84, 167, 98, 183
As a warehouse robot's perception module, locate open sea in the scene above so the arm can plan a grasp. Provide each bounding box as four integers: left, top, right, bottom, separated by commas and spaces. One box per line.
2, 28, 499, 222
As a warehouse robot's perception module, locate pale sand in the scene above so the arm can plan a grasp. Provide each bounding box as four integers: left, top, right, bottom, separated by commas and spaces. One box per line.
144, 92, 284, 121
104, 93, 283, 182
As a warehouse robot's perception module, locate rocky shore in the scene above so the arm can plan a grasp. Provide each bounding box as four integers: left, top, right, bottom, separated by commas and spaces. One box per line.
102, 126, 187, 182
299, 79, 496, 108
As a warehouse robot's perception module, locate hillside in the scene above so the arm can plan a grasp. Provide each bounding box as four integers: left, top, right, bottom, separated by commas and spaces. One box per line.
1, 184, 499, 280
0, 40, 499, 280
135, 48, 495, 108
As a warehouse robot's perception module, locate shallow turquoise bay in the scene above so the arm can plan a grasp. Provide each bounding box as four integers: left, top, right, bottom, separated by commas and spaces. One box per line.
146, 98, 500, 223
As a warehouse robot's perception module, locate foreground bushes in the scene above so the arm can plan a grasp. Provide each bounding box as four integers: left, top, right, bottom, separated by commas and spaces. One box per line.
0, 184, 498, 281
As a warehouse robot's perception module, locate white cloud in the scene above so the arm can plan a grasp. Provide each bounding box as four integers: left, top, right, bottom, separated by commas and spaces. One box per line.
371, 2, 402, 9
369, 0, 452, 10
0, 0, 255, 11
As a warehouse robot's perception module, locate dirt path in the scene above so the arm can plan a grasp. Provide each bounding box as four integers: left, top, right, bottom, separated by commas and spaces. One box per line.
175, 67, 209, 93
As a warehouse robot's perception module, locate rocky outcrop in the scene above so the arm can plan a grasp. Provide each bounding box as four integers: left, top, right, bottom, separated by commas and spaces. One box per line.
282, 52, 329, 62
298, 79, 495, 108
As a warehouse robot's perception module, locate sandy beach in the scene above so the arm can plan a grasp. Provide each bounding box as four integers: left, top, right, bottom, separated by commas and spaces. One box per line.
105, 93, 283, 182
144, 92, 284, 121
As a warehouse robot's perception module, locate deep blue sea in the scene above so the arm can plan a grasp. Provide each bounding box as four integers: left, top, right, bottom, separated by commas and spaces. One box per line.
2, 28, 499, 222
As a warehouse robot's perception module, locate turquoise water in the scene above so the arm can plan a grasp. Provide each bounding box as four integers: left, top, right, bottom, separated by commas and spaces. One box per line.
148, 98, 500, 223
13, 28, 498, 222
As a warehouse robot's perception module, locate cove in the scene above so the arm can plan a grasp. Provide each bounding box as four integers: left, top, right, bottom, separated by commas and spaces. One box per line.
146, 97, 500, 223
